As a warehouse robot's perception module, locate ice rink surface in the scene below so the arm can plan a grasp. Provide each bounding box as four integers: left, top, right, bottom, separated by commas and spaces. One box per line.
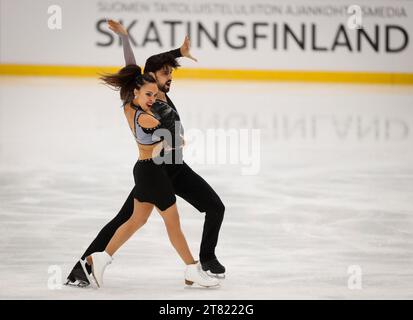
0, 76, 412, 299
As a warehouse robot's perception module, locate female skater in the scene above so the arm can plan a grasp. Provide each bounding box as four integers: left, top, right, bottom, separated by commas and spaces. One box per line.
82, 67, 219, 288
66, 20, 225, 288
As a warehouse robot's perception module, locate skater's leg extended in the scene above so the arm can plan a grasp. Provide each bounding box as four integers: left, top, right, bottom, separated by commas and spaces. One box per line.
157, 203, 219, 288
157, 203, 195, 265
104, 198, 153, 256
86, 198, 153, 287
66, 187, 136, 287
82, 187, 136, 259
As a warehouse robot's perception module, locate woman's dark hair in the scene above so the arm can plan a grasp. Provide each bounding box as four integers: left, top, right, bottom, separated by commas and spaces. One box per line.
100, 64, 156, 104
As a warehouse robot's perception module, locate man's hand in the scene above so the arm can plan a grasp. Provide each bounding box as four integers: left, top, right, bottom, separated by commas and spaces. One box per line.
180, 36, 198, 62
107, 19, 128, 36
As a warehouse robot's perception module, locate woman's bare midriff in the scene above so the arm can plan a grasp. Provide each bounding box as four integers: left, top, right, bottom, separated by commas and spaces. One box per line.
137, 141, 164, 160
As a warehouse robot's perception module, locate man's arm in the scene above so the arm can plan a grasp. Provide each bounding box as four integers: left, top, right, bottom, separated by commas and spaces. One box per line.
167, 48, 183, 59
146, 36, 197, 62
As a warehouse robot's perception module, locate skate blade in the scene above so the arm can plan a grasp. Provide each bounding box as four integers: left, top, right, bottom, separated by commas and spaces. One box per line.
185, 282, 221, 290
205, 271, 226, 279
79, 259, 99, 289
184, 280, 221, 288
64, 279, 90, 288
200, 282, 221, 288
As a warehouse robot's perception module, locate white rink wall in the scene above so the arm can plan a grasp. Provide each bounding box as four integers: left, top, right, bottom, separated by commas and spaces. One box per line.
1, 0, 412, 72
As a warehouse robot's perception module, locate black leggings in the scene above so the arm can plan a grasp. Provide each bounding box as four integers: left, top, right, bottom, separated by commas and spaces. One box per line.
81, 162, 225, 262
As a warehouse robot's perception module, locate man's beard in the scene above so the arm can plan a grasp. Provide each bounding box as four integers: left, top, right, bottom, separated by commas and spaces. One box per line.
159, 82, 171, 93
160, 85, 170, 93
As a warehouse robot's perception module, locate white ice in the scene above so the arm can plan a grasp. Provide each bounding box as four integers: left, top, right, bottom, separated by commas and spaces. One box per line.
0, 76, 412, 299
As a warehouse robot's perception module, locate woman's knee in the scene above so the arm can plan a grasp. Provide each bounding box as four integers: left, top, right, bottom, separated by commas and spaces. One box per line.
160, 205, 182, 230
163, 214, 181, 231
130, 209, 150, 226
127, 203, 152, 228
122, 217, 146, 232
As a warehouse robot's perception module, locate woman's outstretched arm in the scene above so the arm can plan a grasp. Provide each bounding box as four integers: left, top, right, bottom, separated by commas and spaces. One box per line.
107, 19, 136, 65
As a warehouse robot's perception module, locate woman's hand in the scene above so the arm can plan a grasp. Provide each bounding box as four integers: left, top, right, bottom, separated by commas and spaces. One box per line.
107, 19, 128, 36
180, 36, 198, 62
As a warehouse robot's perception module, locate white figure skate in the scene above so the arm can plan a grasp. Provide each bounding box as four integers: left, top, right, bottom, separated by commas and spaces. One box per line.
184, 262, 220, 288
90, 251, 113, 288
